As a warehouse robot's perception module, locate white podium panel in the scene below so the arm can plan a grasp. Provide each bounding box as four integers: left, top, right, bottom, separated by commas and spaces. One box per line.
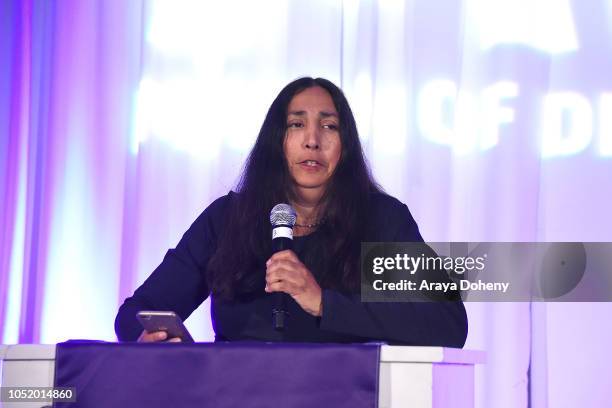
379, 346, 484, 408
0, 345, 57, 408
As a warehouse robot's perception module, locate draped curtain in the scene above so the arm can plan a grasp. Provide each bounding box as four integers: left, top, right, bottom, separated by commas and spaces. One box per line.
1, 1, 611, 407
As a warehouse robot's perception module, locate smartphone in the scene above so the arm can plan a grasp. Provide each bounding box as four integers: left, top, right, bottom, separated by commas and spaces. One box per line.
136, 310, 195, 342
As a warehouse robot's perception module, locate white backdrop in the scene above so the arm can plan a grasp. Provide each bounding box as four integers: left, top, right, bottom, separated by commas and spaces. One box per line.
2, 1, 611, 407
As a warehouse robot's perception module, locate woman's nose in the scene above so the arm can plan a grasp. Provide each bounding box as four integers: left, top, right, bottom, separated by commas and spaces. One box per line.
304, 126, 321, 150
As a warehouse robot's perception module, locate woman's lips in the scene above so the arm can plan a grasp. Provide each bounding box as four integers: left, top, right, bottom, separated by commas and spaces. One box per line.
298, 160, 324, 171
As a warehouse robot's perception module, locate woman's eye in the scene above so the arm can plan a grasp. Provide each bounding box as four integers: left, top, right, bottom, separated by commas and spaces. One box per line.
323, 123, 338, 130
287, 122, 303, 128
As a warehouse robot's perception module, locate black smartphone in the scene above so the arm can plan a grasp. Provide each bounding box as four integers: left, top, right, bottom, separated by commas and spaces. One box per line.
136, 310, 195, 342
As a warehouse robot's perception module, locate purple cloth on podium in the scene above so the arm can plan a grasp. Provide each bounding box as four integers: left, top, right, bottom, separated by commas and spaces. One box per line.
53, 341, 380, 408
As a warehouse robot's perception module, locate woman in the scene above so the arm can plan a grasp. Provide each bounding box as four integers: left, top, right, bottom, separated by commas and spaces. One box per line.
115, 77, 468, 346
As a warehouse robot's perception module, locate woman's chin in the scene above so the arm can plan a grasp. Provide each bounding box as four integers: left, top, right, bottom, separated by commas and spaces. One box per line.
289, 182, 329, 198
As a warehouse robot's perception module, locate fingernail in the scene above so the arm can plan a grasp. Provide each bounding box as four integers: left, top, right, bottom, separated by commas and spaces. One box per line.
158, 332, 167, 340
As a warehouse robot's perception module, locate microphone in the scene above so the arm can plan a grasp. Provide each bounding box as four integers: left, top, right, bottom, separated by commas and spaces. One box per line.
269, 203, 297, 331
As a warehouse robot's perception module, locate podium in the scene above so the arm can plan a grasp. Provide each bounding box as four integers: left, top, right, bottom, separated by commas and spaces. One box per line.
1, 344, 484, 408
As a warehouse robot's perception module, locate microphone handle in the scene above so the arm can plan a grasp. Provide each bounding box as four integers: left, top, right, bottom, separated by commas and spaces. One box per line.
271, 234, 292, 331
272, 236, 292, 253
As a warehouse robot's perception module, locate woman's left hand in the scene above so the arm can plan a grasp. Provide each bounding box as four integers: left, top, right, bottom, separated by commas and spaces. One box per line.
265, 250, 323, 317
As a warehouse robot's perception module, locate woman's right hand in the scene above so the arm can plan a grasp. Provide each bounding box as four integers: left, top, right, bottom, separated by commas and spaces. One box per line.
137, 330, 182, 343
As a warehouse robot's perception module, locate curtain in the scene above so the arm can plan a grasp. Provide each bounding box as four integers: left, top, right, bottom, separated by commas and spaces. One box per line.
1, 1, 611, 407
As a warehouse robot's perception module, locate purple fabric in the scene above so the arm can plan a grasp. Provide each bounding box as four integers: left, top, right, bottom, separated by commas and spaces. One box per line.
53, 341, 380, 408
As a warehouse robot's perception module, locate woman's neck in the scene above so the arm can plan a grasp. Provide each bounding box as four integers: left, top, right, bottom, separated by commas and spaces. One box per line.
291, 201, 319, 224
290, 188, 324, 235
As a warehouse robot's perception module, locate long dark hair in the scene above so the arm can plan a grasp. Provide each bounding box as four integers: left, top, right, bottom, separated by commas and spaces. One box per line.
207, 77, 381, 300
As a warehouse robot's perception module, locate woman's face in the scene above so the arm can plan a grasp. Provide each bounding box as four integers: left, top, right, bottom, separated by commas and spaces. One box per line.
283, 86, 342, 198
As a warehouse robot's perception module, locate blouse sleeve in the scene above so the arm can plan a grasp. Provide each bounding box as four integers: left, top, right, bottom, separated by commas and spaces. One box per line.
114, 195, 229, 341
318, 200, 469, 347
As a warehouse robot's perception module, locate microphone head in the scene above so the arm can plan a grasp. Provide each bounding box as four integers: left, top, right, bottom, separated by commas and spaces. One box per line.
270, 203, 297, 227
